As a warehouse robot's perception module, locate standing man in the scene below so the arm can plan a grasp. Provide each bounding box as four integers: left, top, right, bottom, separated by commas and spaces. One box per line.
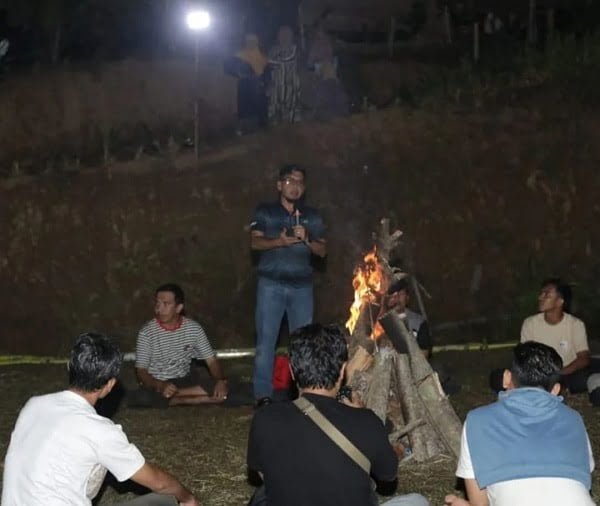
130, 283, 228, 408
446, 341, 595, 506
250, 164, 326, 406
521, 278, 593, 393
2, 333, 199, 506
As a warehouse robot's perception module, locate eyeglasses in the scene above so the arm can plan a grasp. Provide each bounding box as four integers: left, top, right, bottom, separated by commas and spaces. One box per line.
282, 177, 305, 187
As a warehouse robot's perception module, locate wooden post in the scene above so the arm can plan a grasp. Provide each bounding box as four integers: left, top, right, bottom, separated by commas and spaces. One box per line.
528, 0, 537, 45
444, 5, 452, 45
388, 17, 396, 58
473, 22, 480, 62
546, 8, 555, 43
298, 3, 306, 52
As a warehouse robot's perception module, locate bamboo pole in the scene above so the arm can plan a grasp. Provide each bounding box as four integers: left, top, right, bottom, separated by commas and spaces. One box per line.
444, 5, 452, 44
528, 0, 537, 45
473, 22, 480, 62
298, 3, 306, 52
388, 17, 396, 58
546, 9, 554, 43
0, 341, 520, 366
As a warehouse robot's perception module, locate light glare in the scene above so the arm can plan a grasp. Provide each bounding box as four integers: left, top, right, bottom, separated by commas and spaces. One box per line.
186, 10, 211, 31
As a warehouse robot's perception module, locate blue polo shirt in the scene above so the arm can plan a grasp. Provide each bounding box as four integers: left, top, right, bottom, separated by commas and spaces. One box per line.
251, 202, 325, 285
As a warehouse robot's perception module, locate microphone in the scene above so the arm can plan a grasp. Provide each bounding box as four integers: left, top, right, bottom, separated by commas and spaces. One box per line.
292, 205, 302, 239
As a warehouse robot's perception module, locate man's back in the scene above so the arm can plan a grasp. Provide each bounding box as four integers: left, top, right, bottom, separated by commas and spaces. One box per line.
457, 388, 594, 506
247, 393, 398, 506
2, 391, 144, 506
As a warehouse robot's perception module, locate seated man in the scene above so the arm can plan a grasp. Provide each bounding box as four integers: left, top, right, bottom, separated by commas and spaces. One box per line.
521, 278, 595, 393
490, 278, 598, 396
1, 333, 199, 506
383, 278, 432, 358
446, 341, 595, 506
130, 283, 228, 407
247, 323, 429, 506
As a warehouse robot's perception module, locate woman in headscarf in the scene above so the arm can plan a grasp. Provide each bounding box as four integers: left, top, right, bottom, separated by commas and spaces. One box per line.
225, 33, 268, 134
268, 25, 301, 125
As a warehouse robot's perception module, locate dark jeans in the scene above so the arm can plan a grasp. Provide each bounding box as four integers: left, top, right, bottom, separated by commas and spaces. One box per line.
253, 277, 313, 399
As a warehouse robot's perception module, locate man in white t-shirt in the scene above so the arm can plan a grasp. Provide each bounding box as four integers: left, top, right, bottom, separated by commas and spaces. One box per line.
521, 278, 594, 394
446, 342, 595, 506
1, 333, 199, 506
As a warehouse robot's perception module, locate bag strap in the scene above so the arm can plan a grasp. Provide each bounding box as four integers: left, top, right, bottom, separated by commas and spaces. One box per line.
294, 396, 371, 475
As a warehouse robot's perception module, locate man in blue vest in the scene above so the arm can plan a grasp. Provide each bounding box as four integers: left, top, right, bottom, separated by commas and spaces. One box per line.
445, 341, 595, 506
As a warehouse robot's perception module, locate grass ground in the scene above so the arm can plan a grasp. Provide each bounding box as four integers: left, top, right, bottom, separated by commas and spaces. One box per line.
0, 349, 598, 505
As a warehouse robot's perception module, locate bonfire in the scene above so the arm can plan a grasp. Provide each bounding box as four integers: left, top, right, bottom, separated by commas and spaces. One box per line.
344, 219, 462, 463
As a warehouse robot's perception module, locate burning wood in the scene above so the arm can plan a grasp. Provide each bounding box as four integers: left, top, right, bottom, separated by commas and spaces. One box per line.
344, 218, 461, 463
345, 247, 385, 338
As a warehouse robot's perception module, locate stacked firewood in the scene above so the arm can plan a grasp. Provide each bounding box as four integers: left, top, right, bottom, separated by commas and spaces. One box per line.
345, 219, 462, 463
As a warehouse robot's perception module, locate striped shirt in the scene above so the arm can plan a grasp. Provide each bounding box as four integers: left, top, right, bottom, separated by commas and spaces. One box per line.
135, 317, 215, 380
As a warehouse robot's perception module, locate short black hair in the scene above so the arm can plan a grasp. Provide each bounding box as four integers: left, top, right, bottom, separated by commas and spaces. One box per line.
279, 164, 306, 180
155, 283, 185, 305
387, 278, 409, 295
68, 333, 122, 391
289, 323, 348, 390
541, 278, 572, 313
511, 341, 563, 392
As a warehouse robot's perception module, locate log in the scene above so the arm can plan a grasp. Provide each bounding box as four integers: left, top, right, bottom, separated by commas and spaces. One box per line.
346, 345, 374, 383
380, 310, 462, 458
393, 353, 444, 461
348, 303, 377, 354
365, 347, 394, 423
349, 370, 372, 406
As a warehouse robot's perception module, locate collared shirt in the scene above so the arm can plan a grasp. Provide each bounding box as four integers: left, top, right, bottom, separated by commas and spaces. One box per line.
251, 201, 325, 285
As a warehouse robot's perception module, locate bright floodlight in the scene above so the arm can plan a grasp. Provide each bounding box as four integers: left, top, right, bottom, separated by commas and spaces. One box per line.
186, 10, 211, 31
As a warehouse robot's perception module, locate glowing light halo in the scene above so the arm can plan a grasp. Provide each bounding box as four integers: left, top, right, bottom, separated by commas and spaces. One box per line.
186, 10, 211, 31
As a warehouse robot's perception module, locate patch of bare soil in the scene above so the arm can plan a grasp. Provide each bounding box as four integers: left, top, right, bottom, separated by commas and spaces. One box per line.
0, 351, 598, 505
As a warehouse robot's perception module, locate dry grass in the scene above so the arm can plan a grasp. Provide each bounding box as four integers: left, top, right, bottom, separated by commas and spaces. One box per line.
0, 350, 598, 505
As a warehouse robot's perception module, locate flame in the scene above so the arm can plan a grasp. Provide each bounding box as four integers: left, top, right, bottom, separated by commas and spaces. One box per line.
345, 247, 386, 338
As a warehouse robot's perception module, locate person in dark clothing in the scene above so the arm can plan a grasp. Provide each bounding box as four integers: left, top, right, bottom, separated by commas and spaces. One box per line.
225, 34, 268, 134
247, 323, 430, 506
382, 278, 432, 358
